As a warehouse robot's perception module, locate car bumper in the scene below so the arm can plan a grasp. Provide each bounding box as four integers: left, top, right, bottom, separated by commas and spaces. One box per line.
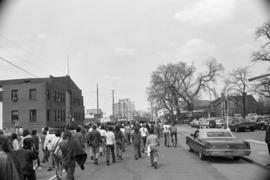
205, 149, 251, 157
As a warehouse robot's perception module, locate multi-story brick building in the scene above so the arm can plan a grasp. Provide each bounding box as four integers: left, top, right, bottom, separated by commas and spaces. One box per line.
0, 75, 84, 132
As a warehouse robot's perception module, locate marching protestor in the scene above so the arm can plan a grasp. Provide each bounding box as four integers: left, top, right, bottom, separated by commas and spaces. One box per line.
139, 124, 148, 153
21, 129, 32, 148
132, 127, 141, 160
120, 124, 126, 152
11, 133, 20, 151
0, 135, 22, 180
31, 130, 42, 170
97, 124, 106, 156
86, 124, 102, 165
15, 136, 38, 180
125, 122, 132, 145
75, 126, 85, 149
44, 128, 56, 171
170, 122, 178, 147
60, 130, 87, 180
115, 126, 124, 160
145, 128, 160, 169
105, 125, 116, 165
163, 122, 171, 147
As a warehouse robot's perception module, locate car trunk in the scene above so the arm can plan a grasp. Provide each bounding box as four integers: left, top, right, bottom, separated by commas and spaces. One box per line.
206, 138, 247, 149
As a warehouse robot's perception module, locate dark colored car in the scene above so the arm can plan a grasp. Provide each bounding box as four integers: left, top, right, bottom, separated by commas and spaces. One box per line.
229, 118, 257, 132
256, 117, 270, 130
186, 129, 251, 160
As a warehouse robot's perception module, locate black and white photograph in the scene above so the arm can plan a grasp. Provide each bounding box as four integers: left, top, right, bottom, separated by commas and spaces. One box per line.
0, 0, 270, 179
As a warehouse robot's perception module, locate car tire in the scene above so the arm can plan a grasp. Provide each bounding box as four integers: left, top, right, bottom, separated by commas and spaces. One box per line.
233, 156, 240, 161
199, 151, 206, 160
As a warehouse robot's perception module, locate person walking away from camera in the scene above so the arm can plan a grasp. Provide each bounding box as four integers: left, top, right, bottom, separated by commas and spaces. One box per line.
120, 124, 126, 152
21, 130, 32, 149
87, 124, 102, 165
170, 123, 177, 147
41, 128, 48, 163
265, 122, 270, 166
11, 133, 20, 151
44, 129, 56, 171
132, 127, 141, 160
145, 129, 159, 169
0, 135, 22, 180
49, 129, 61, 172
125, 122, 132, 145
97, 124, 106, 156
31, 130, 41, 170
75, 126, 85, 149
15, 136, 37, 180
115, 126, 124, 160
105, 126, 116, 165
163, 122, 171, 147
59, 130, 87, 180
139, 124, 148, 153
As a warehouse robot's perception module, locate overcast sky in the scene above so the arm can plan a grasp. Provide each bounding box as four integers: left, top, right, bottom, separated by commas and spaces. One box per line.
0, 0, 269, 115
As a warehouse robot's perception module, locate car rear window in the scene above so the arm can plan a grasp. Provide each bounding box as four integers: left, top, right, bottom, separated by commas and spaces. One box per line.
207, 131, 233, 137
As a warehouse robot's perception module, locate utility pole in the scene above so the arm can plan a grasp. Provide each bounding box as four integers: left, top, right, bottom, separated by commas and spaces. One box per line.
112, 90, 115, 118
97, 84, 99, 117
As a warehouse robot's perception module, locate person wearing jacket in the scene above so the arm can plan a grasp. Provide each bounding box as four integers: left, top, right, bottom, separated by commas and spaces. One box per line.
265, 122, 270, 165
132, 127, 141, 160
145, 128, 159, 169
86, 124, 102, 165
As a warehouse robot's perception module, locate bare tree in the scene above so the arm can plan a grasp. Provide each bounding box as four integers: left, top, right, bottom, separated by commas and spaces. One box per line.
252, 21, 270, 62
226, 67, 252, 118
147, 58, 224, 122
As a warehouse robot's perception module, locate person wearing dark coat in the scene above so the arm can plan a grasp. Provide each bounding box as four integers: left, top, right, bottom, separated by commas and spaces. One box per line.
265, 122, 270, 162
132, 127, 141, 160
60, 130, 87, 180
0, 135, 23, 180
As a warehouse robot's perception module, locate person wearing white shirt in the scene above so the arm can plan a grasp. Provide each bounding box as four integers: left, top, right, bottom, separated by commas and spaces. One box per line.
47, 129, 61, 171
163, 123, 171, 147
105, 126, 116, 165
139, 124, 148, 153
97, 125, 106, 156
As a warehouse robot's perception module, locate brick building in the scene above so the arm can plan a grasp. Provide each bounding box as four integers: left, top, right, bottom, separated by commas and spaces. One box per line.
209, 95, 258, 117
0, 75, 84, 132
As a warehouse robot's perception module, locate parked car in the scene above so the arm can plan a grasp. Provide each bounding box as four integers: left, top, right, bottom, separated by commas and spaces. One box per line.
230, 118, 257, 132
256, 116, 270, 130
186, 128, 251, 160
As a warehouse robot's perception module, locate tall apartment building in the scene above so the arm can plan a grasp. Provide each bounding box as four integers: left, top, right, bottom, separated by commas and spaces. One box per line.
0, 75, 84, 132
113, 98, 135, 121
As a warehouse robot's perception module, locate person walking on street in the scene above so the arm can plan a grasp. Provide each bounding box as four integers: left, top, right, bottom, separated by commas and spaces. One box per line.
145, 128, 159, 169
105, 126, 116, 165
31, 130, 42, 170
163, 122, 171, 147
11, 133, 20, 151
170, 123, 177, 147
265, 122, 270, 166
132, 127, 141, 160
97, 125, 106, 157
139, 124, 148, 153
86, 124, 102, 165
115, 126, 124, 160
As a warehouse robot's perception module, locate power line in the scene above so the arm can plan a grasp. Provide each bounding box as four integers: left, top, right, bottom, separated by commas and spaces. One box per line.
0, 56, 39, 78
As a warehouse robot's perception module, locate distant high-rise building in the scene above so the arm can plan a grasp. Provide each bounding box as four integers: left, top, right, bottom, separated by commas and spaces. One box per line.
113, 98, 135, 121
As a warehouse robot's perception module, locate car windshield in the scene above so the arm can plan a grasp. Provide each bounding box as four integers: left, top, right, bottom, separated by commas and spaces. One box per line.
207, 131, 233, 138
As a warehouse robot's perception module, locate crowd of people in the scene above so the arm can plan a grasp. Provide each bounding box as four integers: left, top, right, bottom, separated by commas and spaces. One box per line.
0, 120, 178, 180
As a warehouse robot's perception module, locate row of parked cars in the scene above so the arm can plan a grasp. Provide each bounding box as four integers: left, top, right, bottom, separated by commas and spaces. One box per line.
189, 114, 270, 132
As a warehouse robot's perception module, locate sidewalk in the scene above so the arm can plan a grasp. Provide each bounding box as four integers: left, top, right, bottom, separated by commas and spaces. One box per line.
176, 125, 270, 170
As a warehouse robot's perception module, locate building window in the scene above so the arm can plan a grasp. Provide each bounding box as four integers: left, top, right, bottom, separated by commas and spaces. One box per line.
29, 109, 37, 122
11, 90, 18, 102
29, 89, 37, 100
47, 109, 50, 121
11, 110, 19, 123
47, 89, 50, 100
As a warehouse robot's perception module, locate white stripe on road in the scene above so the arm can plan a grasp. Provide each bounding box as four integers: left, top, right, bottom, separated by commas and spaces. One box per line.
245, 139, 267, 145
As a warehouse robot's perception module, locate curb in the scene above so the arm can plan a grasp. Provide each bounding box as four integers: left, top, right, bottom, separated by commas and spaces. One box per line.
241, 156, 270, 170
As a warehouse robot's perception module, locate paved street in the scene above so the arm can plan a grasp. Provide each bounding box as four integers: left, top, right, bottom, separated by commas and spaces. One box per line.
37, 128, 270, 180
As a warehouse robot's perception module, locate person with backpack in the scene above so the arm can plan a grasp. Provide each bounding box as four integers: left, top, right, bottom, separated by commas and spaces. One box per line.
47, 129, 61, 171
